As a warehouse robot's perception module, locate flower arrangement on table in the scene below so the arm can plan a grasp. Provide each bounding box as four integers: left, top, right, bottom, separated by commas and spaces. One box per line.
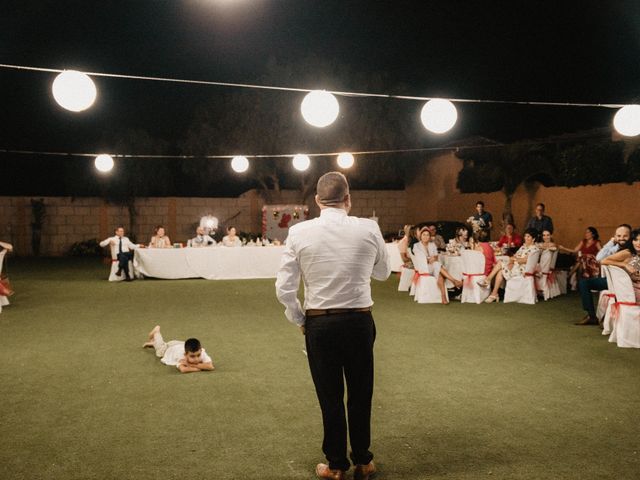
466, 216, 486, 234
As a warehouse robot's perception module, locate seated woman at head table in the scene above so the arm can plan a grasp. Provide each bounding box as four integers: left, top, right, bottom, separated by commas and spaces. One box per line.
222, 226, 242, 247
149, 225, 172, 248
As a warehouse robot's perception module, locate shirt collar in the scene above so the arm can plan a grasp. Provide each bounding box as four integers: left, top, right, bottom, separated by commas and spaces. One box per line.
319, 207, 348, 218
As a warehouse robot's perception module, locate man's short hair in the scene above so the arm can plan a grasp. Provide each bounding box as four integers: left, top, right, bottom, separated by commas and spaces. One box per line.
476, 201, 484, 207
316, 172, 349, 206
536, 203, 545, 210
618, 223, 632, 231
184, 338, 201, 353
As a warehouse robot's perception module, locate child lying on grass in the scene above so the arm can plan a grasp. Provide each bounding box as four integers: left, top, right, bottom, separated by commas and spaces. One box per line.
143, 325, 215, 373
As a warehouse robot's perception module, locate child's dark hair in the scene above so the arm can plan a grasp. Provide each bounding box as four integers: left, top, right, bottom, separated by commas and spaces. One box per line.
184, 338, 201, 353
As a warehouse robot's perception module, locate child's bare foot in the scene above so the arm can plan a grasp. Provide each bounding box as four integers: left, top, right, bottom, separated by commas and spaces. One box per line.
148, 325, 161, 339
143, 325, 161, 347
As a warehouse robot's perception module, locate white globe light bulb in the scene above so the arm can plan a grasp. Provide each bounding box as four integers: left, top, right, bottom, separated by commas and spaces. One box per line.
292, 154, 311, 171
301, 90, 339, 127
337, 152, 354, 169
52, 70, 97, 112
613, 105, 640, 137
420, 98, 458, 134
94, 154, 114, 173
231, 155, 249, 173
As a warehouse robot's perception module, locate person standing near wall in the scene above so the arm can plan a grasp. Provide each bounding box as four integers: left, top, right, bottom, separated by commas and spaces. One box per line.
276, 172, 390, 480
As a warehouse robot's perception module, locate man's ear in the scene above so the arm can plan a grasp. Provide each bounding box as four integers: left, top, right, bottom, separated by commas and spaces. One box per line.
315, 194, 322, 208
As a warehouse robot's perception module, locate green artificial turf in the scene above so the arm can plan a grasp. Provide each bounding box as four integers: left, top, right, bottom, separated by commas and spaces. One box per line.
0, 258, 638, 480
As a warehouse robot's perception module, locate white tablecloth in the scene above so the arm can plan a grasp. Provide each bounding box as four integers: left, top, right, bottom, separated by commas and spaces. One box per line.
135, 243, 405, 280
134, 246, 286, 280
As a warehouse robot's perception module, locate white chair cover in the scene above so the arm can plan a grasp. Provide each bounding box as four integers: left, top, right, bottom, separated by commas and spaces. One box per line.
536, 249, 560, 300
460, 250, 489, 304
556, 270, 568, 295
600, 267, 617, 335
409, 249, 446, 304
0, 251, 9, 313
604, 266, 640, 348
398, 265, 415, 292
504, 250, 541, 304
108, 259, 136, 282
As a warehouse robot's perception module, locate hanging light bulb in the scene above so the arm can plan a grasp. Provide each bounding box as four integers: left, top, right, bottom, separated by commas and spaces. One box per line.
420, 98, 457, 134
337, 152, 354, 169
613, 105, 640, 137
300, 90, 339, 127
52, 70, 97, 112
292, 154, 311, 171
94, 154, 114, 173
231, 155, 249, 173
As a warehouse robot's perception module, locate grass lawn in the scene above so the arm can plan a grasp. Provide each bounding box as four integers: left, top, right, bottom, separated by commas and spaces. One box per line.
0, 258, 638, 480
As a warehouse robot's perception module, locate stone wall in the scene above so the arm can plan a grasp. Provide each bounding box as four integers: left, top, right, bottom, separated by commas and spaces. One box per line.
405, 151, 640, 246
0, 189, 407, 256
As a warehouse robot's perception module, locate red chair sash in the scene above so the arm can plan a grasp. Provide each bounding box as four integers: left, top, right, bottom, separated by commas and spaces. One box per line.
412, 271, 432, 285
610, 301, 640, 323
542, 269, 556, 286
462, 272, 483, 287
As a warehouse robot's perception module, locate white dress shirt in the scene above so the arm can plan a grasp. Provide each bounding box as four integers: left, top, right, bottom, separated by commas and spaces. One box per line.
99, 236, 138, 260
189, 235, 216, 247
596, 239, 620, 262
222, 235, 242, 247
275, 207, 390, 326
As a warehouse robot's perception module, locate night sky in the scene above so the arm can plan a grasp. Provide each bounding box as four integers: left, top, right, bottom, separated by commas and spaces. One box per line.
2, 1, 639, 195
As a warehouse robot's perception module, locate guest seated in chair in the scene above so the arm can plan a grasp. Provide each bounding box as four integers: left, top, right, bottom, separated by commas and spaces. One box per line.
484, 228, 540, 303
0, 241, 14, 299
188, 226, 215, 247
222, 226, 242, 247
100, 226, 138, 281
149, 225, 172, 248
497, 223, 523, 255
413, 227, 462, 304
558, 226, 602, 284
448, 226, 470, 254
468, 235, 497, 280
427, 224, 446, 251
601, 228, 640, 303
398, 224, 414, 266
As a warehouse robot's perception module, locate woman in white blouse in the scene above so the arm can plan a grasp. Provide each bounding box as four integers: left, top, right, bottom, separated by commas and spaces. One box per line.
149, 225, 172, 248
222, 226, 242, 247
412, 227, 462, 304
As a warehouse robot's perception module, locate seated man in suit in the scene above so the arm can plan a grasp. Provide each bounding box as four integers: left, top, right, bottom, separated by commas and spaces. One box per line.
99, 226, 138, 281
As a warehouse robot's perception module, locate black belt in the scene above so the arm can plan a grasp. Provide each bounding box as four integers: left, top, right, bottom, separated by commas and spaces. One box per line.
305, 307, 371, 317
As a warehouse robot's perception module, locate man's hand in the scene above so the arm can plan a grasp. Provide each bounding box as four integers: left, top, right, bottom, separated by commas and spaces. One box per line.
299, 325, 306, 335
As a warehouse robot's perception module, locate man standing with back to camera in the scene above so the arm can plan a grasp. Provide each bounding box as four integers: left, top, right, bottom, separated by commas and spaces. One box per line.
276, 172, 390, 480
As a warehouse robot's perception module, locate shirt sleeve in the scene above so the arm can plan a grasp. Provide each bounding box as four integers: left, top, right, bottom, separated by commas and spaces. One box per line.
546, 217, 554, 233
127, 239, 138, 250
371, 226, 391, 281
275, 236, 305, 326
596, 240, 616, 262
99, 237, 112, 247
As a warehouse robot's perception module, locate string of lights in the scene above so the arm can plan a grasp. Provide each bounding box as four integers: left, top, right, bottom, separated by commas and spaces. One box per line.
0, 63, 627, 108
1, 62, 639, 173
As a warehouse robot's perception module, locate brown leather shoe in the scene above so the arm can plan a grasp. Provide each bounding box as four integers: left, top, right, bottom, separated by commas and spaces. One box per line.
316, 463, 346, 480
575, 315, 598, 325
354, 461, 376, 480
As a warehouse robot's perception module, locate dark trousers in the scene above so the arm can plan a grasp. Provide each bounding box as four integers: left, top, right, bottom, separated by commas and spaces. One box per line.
305, 312, 376, 471
579, 276, 608, 318
117, 252, 133, 278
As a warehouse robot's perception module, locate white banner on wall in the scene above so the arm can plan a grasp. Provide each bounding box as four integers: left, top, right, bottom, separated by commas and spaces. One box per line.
262, 204, 309, 242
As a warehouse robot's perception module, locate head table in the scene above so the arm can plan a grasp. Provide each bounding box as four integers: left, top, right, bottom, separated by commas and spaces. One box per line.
134, 243, 404, 280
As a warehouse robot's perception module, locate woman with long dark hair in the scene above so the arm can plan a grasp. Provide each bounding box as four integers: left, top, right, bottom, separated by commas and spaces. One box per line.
559, 226, 602, 281
602, 228, 640, 302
